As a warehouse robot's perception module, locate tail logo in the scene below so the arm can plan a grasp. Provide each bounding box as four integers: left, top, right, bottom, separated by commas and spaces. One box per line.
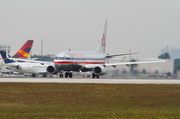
12, 40, 33, 58
18, 49, 30, 58
102, 34, 105, 47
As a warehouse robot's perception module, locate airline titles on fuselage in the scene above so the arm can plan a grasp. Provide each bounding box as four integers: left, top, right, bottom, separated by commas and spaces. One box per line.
73, 53, 83, 57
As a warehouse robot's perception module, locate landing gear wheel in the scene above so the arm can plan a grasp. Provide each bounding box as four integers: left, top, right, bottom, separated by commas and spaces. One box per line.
92, 73, 95, 78
92, 73, 99, 78
43, 74, 47, 77
65, 72, 69, 78
32, 74, 36, 77
64, 72, 73, 78
59, 74, 63, 78
69, 72, 73, 78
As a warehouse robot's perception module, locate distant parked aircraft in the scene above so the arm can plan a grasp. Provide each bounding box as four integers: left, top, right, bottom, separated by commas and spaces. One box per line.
0, 40, 34, 67
0, 50, 52, 77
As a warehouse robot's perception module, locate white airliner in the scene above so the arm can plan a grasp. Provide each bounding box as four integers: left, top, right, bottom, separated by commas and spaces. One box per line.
0, 50, 53, 77
47, 19, 172, 78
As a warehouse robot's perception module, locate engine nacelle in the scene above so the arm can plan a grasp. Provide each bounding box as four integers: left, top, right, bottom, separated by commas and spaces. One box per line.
93, 65, 106, 75
47, 65, 58, 74
17, 65, 33, 70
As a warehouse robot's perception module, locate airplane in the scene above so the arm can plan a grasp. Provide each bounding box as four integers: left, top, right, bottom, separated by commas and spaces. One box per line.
46, 19, 173, 78
0, 50, 52, 77
0, 40, 34, 67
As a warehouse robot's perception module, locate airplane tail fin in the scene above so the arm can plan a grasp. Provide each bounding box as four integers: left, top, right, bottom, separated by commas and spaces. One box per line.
0, 50, 15, 64
12, 40, 34, 58
94, 19, 107, 53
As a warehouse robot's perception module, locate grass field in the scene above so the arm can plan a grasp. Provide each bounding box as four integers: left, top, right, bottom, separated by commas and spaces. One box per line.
0, 83, 180, 119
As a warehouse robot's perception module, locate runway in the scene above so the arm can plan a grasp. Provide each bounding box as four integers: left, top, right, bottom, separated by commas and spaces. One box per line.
0, 78, 180, 84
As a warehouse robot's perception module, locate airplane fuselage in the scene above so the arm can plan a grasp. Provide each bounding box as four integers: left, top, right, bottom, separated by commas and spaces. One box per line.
54, 51, 106, 72
5, 62, 49, 74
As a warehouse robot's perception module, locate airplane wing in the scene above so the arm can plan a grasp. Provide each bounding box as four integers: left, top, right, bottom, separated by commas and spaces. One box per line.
82, 59, 169, 69
105, 59, 168, 67
10, 58, 53, 64
106, 52, 139, 59
105, 49, 175, 67
80, 59, 171, 76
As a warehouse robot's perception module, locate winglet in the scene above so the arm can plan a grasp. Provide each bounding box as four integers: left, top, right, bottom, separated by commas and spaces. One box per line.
168, 48, 176, 61
165, 48, 176, 62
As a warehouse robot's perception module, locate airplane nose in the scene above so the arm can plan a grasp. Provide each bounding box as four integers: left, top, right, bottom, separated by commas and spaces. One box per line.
54, 63, 61, 67
54, 60, 61, 67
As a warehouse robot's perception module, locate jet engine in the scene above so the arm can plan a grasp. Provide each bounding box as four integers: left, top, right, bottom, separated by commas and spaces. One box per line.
47, 65, 58, 74
93, 65, 106, 75
17, 65, 33, 70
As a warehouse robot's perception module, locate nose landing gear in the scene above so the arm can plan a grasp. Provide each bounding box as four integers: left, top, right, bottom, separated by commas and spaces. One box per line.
59, 70, 63, 78
59, 73, 63, 78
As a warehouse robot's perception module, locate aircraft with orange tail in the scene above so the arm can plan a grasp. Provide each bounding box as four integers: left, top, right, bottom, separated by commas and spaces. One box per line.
0, 40, 55, 77
0, 40, 34, 66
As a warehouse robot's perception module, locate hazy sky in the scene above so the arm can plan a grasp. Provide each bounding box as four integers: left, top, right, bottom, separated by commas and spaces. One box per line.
0, 0, 180, 58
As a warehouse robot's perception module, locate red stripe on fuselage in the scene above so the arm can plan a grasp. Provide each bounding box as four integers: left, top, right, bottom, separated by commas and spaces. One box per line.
54, 61, 105, 64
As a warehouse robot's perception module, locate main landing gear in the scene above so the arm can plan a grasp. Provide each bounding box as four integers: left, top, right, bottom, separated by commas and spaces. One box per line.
32, 74, 36, 77
59, 72, 73, 78
92, 73, 99, 78
65, 72, 73, 78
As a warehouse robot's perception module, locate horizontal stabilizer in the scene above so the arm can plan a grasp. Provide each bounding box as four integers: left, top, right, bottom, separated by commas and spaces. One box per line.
106, 52, 139, 59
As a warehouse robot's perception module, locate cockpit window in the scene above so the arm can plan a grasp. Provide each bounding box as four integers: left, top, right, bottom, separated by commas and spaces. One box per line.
56, 57, 66, 60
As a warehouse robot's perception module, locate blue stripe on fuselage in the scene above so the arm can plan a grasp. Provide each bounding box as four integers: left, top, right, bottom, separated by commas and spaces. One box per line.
55, 57, 106, 61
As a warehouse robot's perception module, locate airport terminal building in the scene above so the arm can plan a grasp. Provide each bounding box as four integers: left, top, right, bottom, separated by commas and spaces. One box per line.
0, 44, 11, 52
0, 44, 11, 63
